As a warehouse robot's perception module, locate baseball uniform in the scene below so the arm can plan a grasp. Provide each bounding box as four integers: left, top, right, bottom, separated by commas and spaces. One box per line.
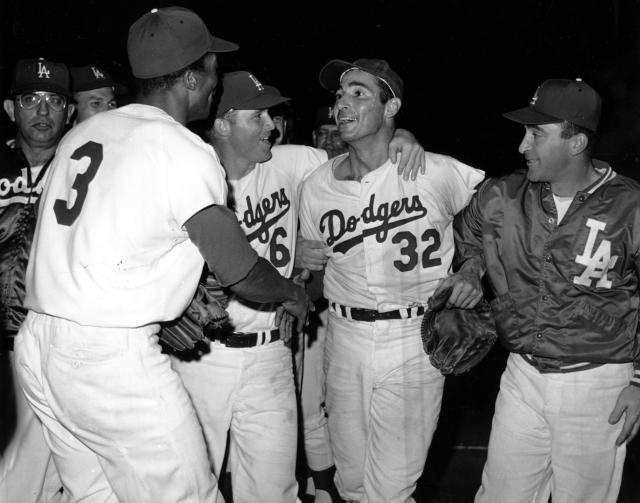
16, 103, 231, 503
0, 142, 62, 503
173, 144, 327, 503
299, 151, 484, 502
455, 164, 640, 503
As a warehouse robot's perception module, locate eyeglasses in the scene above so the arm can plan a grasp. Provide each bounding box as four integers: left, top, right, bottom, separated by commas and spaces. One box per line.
16, 92, 68, 112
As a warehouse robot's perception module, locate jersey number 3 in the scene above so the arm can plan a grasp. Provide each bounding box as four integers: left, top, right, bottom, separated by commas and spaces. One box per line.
54, 141, 103, 226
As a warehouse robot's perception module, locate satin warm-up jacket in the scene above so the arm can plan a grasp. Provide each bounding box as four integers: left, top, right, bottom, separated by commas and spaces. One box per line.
454, 162, 640, 371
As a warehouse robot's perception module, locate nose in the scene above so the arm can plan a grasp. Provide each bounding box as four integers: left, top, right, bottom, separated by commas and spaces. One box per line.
36, 97, 50, 116
518, 130, 532, 154
264, 113, 275, 132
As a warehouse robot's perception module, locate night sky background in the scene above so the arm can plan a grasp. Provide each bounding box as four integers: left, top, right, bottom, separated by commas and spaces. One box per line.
2, 0, 640, 179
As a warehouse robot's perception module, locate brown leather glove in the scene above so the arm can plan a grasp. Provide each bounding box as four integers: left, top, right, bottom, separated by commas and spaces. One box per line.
421, 286, 497, 376
160, 275, 229, 351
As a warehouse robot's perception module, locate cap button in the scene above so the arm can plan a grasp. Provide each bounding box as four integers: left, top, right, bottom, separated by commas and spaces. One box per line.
575, 77, 582, 82
151, 8, 158, 13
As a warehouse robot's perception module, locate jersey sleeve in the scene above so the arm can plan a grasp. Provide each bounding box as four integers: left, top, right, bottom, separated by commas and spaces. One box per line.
162, 125, 228, 227
298, 172, 325, 242
424, 153, 485, 217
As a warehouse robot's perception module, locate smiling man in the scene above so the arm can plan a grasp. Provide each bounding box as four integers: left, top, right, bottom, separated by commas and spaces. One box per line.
298, 58, 484, 502
450, 78, 640, 503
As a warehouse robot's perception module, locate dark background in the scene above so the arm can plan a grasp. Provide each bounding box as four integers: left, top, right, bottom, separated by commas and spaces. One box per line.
2, 0, 640, 179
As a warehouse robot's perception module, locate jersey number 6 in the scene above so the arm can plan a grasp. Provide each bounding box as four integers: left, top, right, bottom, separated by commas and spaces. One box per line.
54, 141, 103, 226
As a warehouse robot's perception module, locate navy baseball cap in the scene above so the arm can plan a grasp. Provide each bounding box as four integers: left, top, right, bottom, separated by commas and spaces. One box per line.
319, 58, 403, 99
314, 105, 335, 128
70, 65, 128, 95
215, 71, 290, 118
128, 6, 239, 79
503, 78, 601, 132
11, 58, 71, 97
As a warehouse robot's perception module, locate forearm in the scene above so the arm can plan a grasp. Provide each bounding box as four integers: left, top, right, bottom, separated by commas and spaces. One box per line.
455, 253, 486, 279
230, 257, 303, 305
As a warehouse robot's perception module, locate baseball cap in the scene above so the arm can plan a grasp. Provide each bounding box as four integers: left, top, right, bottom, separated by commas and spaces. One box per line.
127, 6, 239, 79
215, 71, 290, 118
318, 58, 403, 99
503, 78, 601, 132
11, 58, 71, 97
70, 65, 128, 95
314, 105, 335, 128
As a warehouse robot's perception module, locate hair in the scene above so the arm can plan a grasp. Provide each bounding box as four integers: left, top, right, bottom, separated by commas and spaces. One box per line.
134, 54, 209, 96
560, 120, 597, 154
374, 79, 394, 104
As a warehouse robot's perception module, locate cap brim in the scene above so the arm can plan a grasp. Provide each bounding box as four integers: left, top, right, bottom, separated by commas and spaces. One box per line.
503, 106, 562, 125
318, 59, 353, 93
209, 35, 239, 53
13, 84, 72, 98
216, 86, 290, 118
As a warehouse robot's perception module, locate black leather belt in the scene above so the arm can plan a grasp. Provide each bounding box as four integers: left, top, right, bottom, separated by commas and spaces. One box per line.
330, 302, 425, 322
203, 327, 280, 348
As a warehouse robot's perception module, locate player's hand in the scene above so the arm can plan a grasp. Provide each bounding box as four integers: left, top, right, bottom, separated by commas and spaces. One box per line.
609, 384, 640, 445
389, 128, 425, 181
278, 310, 295, 346
434, 270, 483, 309
295, 236, 329, 271
275, 271, 314, 332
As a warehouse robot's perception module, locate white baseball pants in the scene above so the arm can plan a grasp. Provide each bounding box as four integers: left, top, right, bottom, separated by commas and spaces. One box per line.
0, 350, 62, 503
172, 339, 299, 503
300, 307, 333, 472
476, 353, 632, 503
15, 311, 219, 503
325, 313, 445, 503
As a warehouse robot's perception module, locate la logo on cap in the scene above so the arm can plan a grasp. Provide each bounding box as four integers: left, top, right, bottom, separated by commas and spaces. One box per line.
91, 66, 105, 79
37, 61, 50, 79
248, 74, 264, 92
530, 88, 539, 105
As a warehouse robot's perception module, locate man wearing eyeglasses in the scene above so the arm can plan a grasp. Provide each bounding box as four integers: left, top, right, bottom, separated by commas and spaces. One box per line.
0, 57, 74, 503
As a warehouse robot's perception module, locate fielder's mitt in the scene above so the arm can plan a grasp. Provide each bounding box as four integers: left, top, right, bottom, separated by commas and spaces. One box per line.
421, 286, 497, 376
160, 274, 230, 351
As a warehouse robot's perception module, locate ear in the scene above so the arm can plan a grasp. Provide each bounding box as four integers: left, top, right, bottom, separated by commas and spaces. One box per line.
311, 130, 317, 146
570, 132, 589, 156
66, 104, 76, 125
212, 117, 231, 138
184, 70, 198, 91
384, 97, 402, 119
3, 99, 16, 122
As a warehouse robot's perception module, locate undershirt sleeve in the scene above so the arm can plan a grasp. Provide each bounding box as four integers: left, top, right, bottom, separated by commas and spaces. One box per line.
184, 204, 258, 287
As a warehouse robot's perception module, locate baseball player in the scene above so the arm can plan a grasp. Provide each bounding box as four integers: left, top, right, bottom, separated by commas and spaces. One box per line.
14, 7, 309, 503
0, 57, 74, 503
172, 70, 426, 503
298, 58, 484, 502
70, 64, 128, 124
451, 78, 640, 503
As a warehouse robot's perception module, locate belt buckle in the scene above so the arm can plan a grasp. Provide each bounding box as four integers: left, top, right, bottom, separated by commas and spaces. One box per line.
225, 334, 252, 348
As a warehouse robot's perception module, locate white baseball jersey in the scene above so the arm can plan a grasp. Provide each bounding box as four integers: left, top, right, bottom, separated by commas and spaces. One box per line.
299, 152, 484, 310
24, 104, 228, 327
226, 144, 327, 333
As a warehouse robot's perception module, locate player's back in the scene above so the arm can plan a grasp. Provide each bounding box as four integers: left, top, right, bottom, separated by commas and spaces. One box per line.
25, 104, 227, 327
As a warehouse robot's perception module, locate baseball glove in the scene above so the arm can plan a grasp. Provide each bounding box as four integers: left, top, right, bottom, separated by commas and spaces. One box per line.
160, 274, 230, 351
421, 286, 497, 376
